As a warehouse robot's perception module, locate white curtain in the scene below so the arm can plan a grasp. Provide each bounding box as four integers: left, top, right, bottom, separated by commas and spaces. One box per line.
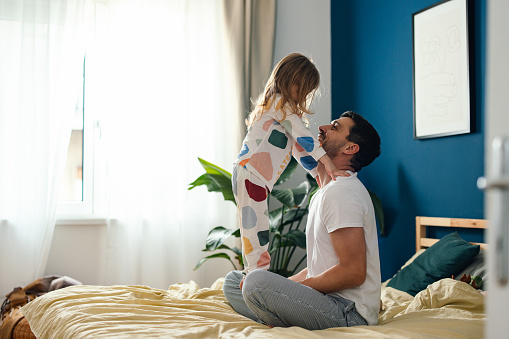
0, 0, 89, 295
222, 0, 276, 137
88, 0, 244, 289
0, 0, 274, 294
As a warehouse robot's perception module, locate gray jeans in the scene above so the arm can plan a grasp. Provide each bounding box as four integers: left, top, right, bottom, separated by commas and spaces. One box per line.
223, 270, 368, 330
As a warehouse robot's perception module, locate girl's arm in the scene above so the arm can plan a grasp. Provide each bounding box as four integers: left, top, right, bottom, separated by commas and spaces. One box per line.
319, 154, 350, 181
277, 109, 348, 181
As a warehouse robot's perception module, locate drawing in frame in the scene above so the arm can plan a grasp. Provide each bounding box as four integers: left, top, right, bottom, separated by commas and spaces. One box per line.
412, 0, 470, 139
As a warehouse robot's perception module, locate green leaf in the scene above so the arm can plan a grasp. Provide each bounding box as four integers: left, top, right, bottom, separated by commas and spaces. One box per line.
271, 181, 311, 208
306, 173, 319, 189
275, 157, 298, 185
205, 226, 238, 251
229, 246, 242, 257
306, 173, 319, 201
368, 189, 386, 237
188, 173, 221, 193
291, 181, 311, 207
281, 209, 307, 226
209, 173, 235, 203
269, 206, 291, 231
282, 230, 306, 248
268, 230, 281, 252
234, 253, 244, 267
188, 158, 235, 203
271, 189, 294, 208
198, 158, 232, 178
194, 252, 236, 270
206, 244, 234, 252
269, 207, 284, 231
211, 244, 242, 260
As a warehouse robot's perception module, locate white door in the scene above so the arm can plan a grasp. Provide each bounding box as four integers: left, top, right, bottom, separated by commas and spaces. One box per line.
484, 0, 509, 337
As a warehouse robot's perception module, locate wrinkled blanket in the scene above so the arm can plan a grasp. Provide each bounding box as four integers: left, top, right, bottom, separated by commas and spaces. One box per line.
21, 278, 484, 338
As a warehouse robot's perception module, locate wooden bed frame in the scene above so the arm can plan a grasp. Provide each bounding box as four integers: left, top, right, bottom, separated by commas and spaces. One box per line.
416, 216, 488, 252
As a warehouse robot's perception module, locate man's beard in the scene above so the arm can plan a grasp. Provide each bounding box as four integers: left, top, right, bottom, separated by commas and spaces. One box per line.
322, 139, 346, 158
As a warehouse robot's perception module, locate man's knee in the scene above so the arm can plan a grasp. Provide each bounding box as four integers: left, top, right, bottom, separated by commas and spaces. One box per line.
223, 270, 243, 295
243, 269, 273, 293
225, 270, 243, 282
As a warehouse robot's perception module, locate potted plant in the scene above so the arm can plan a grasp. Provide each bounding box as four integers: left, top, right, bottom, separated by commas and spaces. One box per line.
189, 157, 385, 277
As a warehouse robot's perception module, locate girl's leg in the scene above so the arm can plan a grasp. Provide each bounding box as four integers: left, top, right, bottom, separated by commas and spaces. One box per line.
233, 166, 271, 272
242, 270, 368, 330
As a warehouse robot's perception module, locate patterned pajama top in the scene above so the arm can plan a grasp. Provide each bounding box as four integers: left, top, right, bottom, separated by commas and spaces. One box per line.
235, 95, 326, 191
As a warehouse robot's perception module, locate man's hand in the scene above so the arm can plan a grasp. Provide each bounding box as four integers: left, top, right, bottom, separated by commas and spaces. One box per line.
288, 268, 308, 283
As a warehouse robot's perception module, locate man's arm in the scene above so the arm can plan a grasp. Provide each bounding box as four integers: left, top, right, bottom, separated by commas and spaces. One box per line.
299, 227, 366, 294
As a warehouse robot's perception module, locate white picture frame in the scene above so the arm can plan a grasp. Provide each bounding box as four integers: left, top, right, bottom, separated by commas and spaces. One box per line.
413, 0, 471, 139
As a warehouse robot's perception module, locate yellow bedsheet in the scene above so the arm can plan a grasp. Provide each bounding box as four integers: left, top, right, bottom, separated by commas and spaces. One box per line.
21, 278, 484, 338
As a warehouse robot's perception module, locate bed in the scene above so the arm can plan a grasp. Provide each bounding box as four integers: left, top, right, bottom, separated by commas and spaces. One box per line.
19, 216, 487, 338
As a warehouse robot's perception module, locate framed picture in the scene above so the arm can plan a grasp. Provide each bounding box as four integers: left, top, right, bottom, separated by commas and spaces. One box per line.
412, 0, 470, 139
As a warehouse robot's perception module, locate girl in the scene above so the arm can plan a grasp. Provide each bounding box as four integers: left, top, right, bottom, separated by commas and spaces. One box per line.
233, 53, 347, 274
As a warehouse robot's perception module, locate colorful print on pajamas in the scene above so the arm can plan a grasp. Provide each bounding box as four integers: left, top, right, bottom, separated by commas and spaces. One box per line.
233, 95, 326, 273
232, 165, 271, 271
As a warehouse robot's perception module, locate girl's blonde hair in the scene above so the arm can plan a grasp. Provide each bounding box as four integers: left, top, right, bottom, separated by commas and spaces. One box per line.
246, 53, 320, 127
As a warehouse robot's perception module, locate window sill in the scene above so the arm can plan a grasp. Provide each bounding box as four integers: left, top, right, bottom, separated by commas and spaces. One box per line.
55, 217, 108, 226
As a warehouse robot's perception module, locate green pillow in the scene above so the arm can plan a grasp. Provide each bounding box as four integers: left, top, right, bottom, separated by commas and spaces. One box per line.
387, 232, 480, 296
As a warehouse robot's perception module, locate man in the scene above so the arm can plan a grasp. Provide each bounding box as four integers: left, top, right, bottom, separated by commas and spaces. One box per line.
223, 111, 382, 330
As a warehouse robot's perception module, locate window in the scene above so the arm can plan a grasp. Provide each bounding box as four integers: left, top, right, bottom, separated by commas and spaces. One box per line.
57, 57, 105, 218
59, 60, 84, 202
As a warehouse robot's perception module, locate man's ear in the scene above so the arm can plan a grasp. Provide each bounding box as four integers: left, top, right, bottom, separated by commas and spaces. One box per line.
344, 143, 359, 155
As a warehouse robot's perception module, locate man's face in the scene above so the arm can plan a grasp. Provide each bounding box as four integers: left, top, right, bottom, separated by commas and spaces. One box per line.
318, 117, 355, 157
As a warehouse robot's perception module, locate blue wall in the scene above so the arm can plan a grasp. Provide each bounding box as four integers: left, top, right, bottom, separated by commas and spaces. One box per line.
331, 0, 486, 281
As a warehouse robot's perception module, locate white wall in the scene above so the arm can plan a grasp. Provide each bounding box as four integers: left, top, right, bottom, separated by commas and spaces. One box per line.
273, 0, 331, 189
45, 0, 331, 288
274, 0, 331, 131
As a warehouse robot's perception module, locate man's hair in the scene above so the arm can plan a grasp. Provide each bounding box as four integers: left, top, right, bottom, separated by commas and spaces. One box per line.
341, 111, 381, 171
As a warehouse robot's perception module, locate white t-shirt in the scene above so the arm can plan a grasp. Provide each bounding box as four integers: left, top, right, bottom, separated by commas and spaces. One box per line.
306, 171, 381, 325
